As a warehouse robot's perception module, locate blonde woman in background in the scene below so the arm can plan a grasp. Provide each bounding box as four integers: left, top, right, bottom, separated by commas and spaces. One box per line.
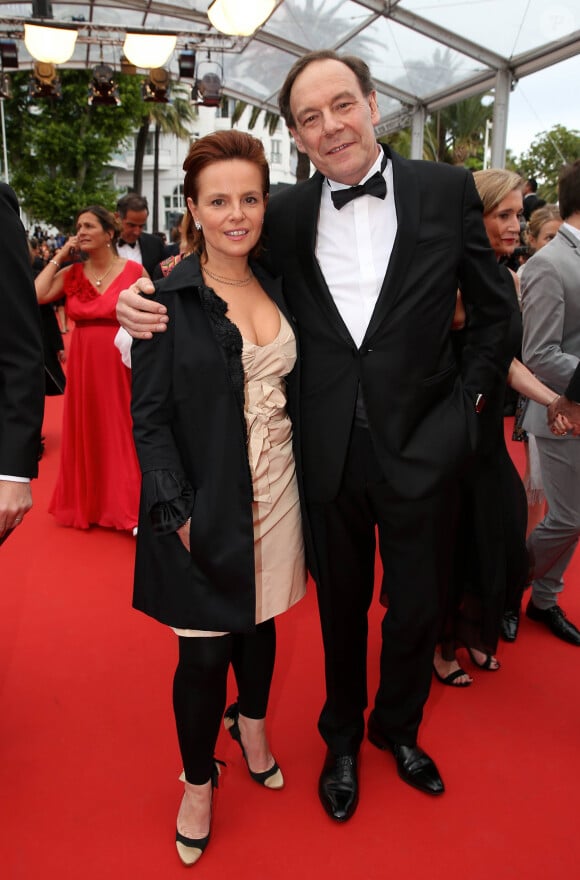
434, 171, 566, 684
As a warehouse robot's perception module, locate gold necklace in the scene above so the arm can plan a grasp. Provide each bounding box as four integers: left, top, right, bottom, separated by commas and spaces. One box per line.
89, 256, 117, 288
202, 265, 253, 287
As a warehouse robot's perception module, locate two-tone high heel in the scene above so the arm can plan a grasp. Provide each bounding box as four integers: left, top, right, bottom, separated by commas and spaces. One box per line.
223, 701, 284, 790
175, 761, 223, 867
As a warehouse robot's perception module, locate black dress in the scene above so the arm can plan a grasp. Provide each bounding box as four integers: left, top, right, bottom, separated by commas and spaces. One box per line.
32, 255, 66, 396
442, 273, 529, 657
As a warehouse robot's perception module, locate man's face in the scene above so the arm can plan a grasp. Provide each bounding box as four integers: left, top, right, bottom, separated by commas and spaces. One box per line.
118, 208, 148, 244
289, 59, 380, 186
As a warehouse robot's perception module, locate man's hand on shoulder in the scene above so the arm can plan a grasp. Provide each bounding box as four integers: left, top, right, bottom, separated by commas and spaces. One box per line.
116, 278, 168, 339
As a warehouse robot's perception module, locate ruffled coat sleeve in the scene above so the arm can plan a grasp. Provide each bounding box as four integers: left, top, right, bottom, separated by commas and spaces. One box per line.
141, 470, 194, 534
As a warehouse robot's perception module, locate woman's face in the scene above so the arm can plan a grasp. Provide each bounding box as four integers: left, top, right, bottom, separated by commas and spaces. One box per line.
76, 212, 113, 251
187, 159, 266, 264
529, 218, 562, 252
484, 188, 523, 258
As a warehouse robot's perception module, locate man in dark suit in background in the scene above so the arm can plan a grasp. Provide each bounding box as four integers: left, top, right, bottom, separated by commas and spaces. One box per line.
0, 183, 45, 542
522, 177, 546, 221
115, 50, 513, 821
115, 193, 165, 277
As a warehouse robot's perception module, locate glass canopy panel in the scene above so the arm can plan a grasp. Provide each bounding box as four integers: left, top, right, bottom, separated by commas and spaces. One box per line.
375, 92, 403, 119
0, 0, 577, 127
264, 0, 373, 50
344, 15, 489, 100
223, 42, 297, 103
400, 0, 578, 59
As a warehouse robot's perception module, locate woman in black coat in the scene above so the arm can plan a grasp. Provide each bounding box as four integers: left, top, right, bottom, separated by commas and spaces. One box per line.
131, 131, 306, 866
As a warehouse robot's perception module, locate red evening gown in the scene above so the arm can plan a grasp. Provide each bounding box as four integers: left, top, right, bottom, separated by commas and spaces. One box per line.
49, 260, 143, 530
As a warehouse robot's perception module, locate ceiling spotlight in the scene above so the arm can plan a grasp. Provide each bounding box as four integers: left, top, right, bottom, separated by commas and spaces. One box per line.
208, 0, 275, 36
178, 50, 196, 80
194, 72, 222, 107
0, 71, 12, 98
142, 68, 171, 103
28, 62, 62, 99
123, 33, 176, 70
89, 64, 121, 106
24, 23, 78, 64
0, 39, 18, 69
193, 56, 223, 107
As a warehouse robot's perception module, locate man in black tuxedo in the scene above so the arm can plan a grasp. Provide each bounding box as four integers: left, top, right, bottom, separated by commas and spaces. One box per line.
0, 184, 45, 542
115, 51, 513, 820
522, 177, 546, 221
115, 193, 165, 277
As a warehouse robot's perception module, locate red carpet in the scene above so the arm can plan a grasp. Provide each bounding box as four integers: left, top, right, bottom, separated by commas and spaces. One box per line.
2, 384, 580, 879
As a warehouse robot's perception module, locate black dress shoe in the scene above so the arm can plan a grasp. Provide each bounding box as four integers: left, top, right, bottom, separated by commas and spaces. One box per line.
367, 713, 444, 796
318, 751, 358, 822
500, 607, 520, 642
525, 599, 580, 645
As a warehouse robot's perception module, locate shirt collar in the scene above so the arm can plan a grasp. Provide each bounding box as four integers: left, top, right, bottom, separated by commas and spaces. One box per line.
562, 222, 580, 242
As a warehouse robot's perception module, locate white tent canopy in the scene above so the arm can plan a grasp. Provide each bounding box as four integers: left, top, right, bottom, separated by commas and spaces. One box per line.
1, 1, 578, 165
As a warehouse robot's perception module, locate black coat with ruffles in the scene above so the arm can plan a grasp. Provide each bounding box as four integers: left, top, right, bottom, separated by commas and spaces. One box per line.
130, 253, 299, 633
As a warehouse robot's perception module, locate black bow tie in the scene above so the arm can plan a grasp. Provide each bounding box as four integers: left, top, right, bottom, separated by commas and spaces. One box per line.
118, 239, 136, 248
330, 170, 387, 210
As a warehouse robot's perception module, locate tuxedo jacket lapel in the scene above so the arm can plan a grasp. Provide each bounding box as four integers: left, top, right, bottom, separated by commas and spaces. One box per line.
364, 147, 420, 341
295, 173, 356, 345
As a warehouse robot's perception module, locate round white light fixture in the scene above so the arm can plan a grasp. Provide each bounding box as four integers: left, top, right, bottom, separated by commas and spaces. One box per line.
208, 0, 275, 36
122, 33, 177, 70
24, 23, 78, 65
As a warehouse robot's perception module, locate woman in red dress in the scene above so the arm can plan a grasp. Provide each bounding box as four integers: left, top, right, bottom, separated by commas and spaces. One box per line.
35, 205, 147, 530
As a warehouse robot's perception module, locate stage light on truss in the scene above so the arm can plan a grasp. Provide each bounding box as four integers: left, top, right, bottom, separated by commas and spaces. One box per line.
28, 61, 62, 99
88, 64, 121, 106
0, 72, 12, 98
142, 68, 171, 103
0, 40, 18, 69
178, 50, 196, 79
194, 71, 222, 107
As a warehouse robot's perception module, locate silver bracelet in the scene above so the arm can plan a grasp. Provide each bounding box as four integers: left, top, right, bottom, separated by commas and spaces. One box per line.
49, 259, 60, 268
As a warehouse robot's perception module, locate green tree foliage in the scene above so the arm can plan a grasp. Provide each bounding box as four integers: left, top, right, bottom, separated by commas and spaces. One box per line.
3, 70, 145, 230
516, 125, 580, 203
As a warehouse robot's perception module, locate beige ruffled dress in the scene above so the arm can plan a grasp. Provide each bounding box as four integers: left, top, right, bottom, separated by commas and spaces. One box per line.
174, 310, 306, 637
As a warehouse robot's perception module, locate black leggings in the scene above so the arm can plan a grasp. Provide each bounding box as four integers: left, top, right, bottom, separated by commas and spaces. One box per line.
173, 619, 276, 784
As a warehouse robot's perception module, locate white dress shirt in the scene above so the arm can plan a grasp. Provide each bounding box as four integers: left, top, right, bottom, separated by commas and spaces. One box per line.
117, 240, 143, 264
316, 150, 397, 348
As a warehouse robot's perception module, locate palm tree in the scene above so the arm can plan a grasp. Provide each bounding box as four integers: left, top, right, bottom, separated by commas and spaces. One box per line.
132, 82, 197, 227
386, 95, 492, 167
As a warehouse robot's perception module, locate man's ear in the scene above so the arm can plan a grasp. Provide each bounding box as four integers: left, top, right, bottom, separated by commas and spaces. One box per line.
368, 90, 380, 126
289, 127, 307, 154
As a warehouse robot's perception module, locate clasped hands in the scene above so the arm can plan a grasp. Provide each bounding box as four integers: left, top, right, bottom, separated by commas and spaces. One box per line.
547, 395, 580, 437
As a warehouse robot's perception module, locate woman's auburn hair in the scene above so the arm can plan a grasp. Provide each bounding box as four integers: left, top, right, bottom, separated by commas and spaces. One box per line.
182, 129, 270, 259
